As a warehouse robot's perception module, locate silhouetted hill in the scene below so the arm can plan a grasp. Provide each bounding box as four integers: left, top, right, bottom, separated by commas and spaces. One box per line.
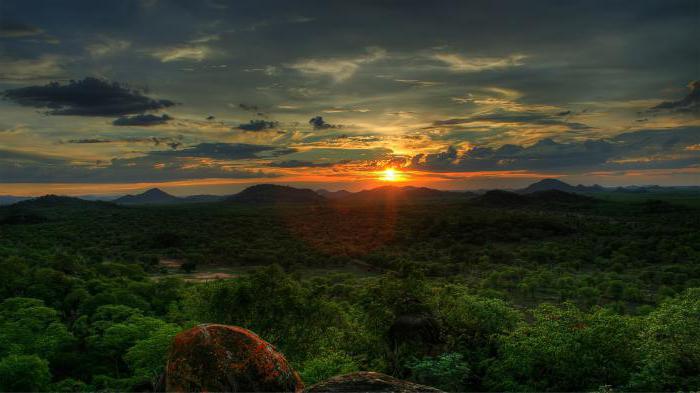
529, 190, 595, 204
521, 179, 578, 193
181, 194, 226, 203
473, 190, 531, 207
346, 186, 467, 202
114, 188, 181, 205
12, 195, 111, 209
521, 178, 606, 194
316, 189, 353, 200
0, 195, 32, 205
228, 184, 326, 204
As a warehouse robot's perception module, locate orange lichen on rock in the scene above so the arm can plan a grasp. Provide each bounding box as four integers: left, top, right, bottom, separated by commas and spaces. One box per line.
165, 324, 303, 393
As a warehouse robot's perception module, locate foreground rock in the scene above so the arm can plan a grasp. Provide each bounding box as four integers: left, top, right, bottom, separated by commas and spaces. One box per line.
306, 372, 443, 393
165, 324, 303, 392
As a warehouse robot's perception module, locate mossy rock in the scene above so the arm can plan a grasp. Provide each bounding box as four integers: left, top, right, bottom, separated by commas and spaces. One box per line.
166, 324, 303, 392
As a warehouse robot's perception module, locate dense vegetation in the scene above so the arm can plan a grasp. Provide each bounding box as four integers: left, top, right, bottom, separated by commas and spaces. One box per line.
0, 189, 698, 391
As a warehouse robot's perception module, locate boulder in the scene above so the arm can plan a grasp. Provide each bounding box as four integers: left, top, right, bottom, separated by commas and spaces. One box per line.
306, 371, 443, 393
165, 324, 303, 392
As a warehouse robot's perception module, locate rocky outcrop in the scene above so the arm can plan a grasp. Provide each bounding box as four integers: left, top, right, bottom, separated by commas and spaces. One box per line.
165, 324, 303, 392
306, 371, 443, 393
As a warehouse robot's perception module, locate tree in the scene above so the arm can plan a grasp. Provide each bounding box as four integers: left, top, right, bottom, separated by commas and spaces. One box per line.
0, 355, 51, 392
629, 288, 700, 391
124, 324, 181, 387
0, 297, 73, 359
408, 353, 470, 391
486, 303, 641, 391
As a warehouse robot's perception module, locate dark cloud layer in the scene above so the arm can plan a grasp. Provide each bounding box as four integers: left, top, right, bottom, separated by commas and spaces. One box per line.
113, 114, 172, 126
2, 77, 175, 116
410, 128, 700, 173
309, 116, 340, 130
432, 110, 591, 130
650, 81, 699, 115
0, 20, 43, 37
267, 159, 348, 168
237, 119, 279, 131
0, 142, 294, 183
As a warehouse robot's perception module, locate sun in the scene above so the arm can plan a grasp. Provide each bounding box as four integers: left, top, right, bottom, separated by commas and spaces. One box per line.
380, 168, 399, 182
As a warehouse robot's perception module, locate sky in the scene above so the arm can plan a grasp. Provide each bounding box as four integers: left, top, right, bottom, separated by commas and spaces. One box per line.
0, 0, 698, 196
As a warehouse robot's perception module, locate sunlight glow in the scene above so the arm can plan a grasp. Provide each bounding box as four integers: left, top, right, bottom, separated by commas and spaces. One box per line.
380, 168, 399, 182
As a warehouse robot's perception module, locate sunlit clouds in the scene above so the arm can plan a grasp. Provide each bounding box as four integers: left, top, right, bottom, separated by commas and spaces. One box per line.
0, 0, 697, 194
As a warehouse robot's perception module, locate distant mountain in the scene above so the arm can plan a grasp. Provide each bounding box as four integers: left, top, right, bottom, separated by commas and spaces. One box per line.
520, 179, 605, 194
316, 189, 353, 200
528, 190, 595, 204
0, 195, 32, 205
474, 189, 594, 208
114, 188, 182, 205
346, 186, 467, 202
181, 194, 226, 203
10, 195, 115, 209
473, 190, 531, 207
228, 184, 326, 204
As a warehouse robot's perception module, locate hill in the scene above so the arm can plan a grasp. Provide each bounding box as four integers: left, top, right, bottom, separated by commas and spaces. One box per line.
228, 184, 326, 204
346, 186, 467, 203
472, 190, 531, 207
181, 194, 226, 203
114, 188, 182, 205
520, 178, 605, 194
11, 195, 112, 209
0, 195, 32, 205
316, 189, 353, 200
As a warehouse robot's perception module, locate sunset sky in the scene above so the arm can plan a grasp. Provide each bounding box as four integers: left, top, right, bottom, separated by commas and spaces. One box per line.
1, 0, 698, 196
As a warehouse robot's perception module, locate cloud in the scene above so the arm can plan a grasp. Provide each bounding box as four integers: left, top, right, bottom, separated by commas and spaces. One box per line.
2, 77, 175, 116
151, 45, 213, 62
65, 136, 183, 146
267, 160, 347, 168
288, 46, 387, 82
394, 79, 443, 87
309, 116, 340, 130
237, 119, 279, 131
150, 142, 293, 159
86, 37, 131, 57
409, 127, 700, 173
112, 113, 172, 126
66, 138, 113, 144
236, 103, 267, 117
433, 53, 526, 72
0, 20, 57, 43
0, 56, 66, 81
0, 143, 294, 183
433, 111, 591, 130
322, 107, 370, 113
649, 81, 699, 115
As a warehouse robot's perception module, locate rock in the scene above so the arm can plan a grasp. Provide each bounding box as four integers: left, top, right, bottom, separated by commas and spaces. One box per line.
165, 324, 303, 392
306, 371, 443, 393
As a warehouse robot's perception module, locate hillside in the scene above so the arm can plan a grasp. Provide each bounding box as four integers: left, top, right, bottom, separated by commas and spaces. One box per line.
228, 184, 326, 204
114, 188, 182, 205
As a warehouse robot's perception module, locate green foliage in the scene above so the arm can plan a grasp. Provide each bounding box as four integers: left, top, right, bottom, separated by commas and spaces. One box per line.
124, 324, 181, 385
0, 355, 51, 392
629, 288, 700, 391
0, 194, 698, 390
486, 303, 642, 391
408, 353, 470, 391
0, 298, 73, 359
298, 348, 359, 385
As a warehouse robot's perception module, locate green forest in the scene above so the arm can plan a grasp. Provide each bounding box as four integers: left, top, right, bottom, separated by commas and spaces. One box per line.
0, 190, 698, 391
